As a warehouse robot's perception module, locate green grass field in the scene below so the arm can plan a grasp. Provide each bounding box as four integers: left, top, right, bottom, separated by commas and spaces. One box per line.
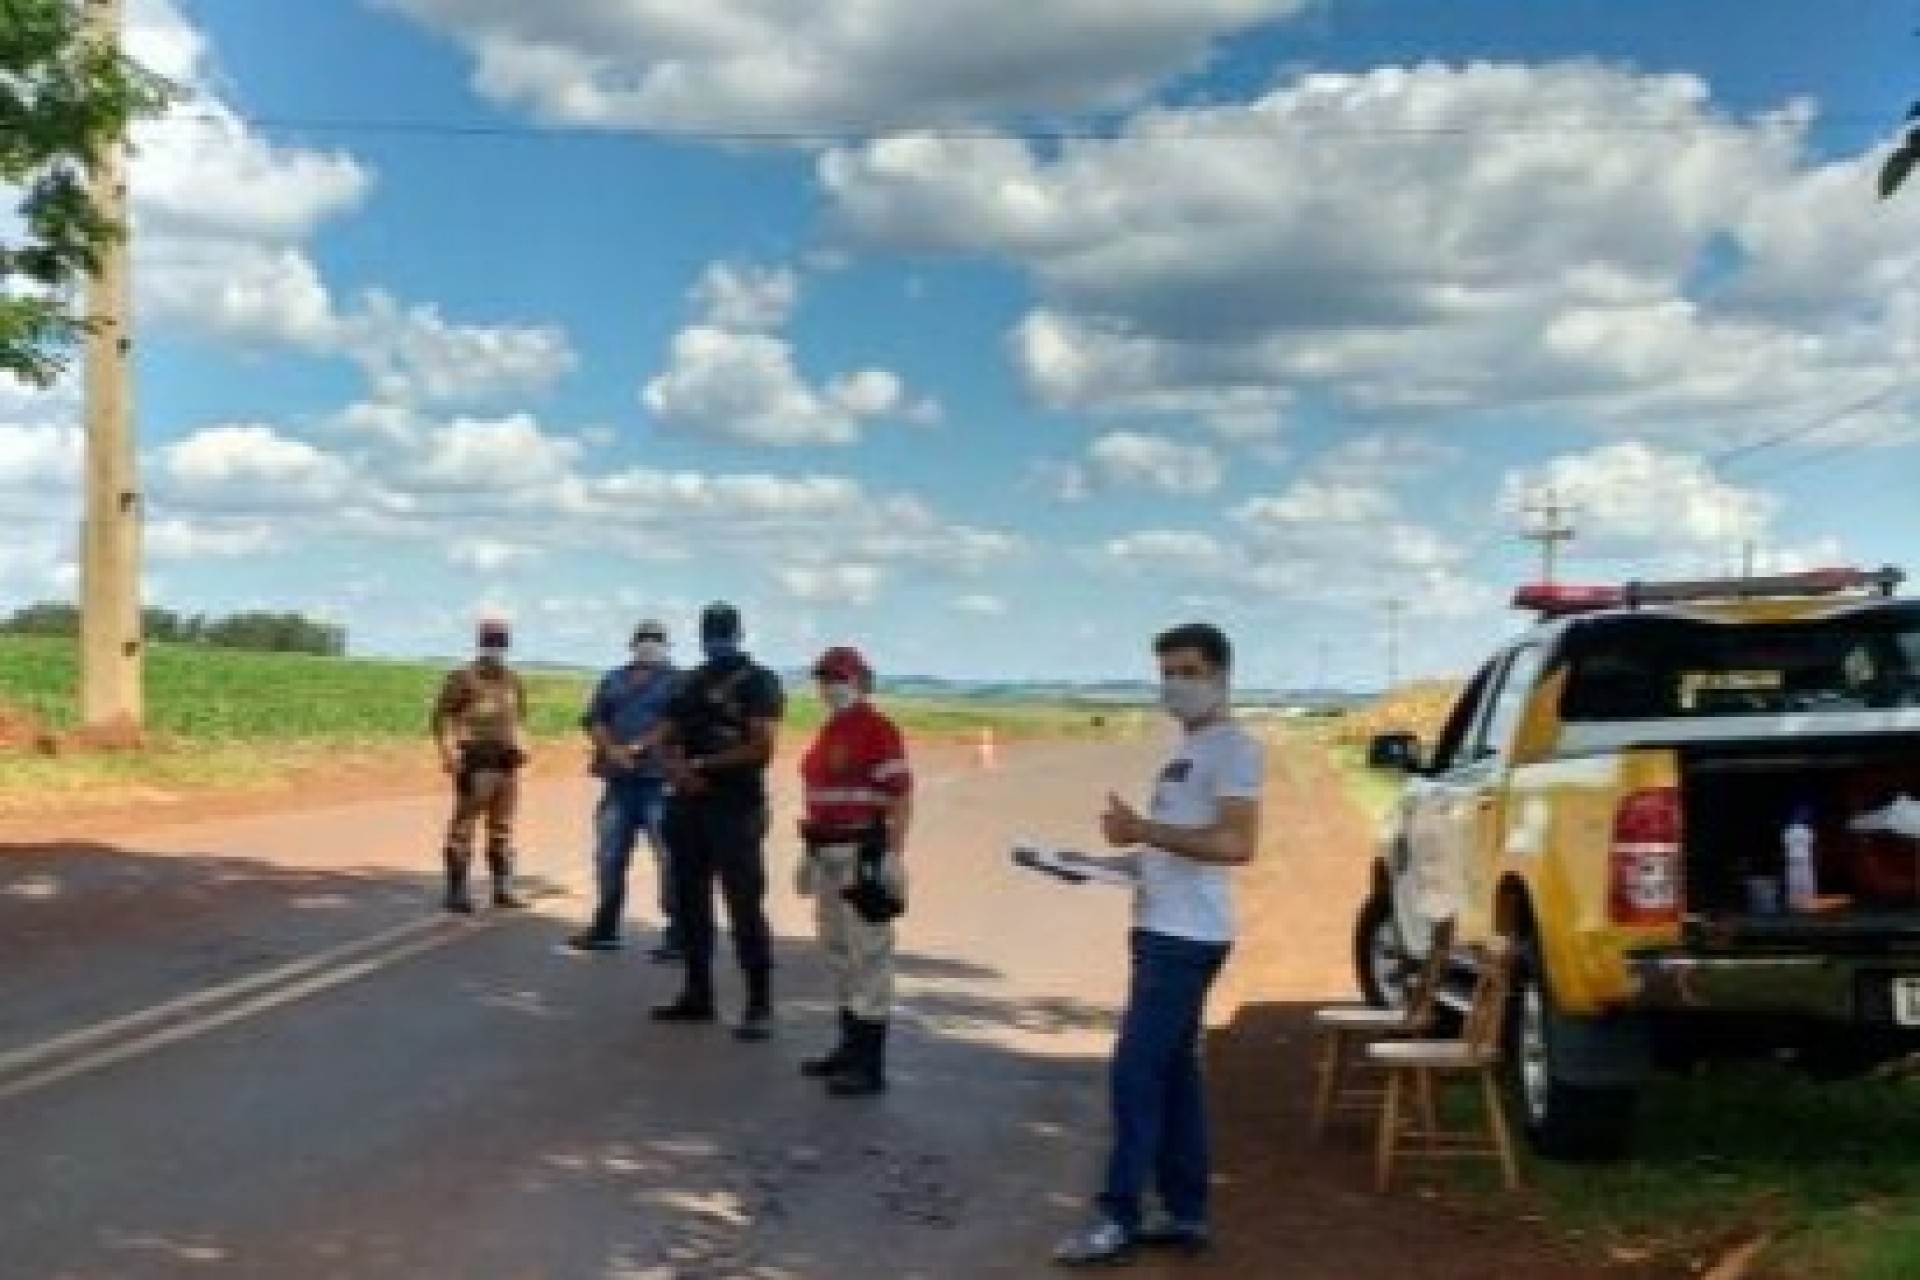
0, 636, 594, 741
1320, 740, 1920, 1279
0, 635, 1111, 741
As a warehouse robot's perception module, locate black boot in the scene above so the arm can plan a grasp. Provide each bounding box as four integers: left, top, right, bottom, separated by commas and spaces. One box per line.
735, 966, 774, 1043
650, 966, 716, 1023
802, 1009, 858, 1078
487, 849, 528, 908
827, 1018, 888, 1097
442, 853, 474, 914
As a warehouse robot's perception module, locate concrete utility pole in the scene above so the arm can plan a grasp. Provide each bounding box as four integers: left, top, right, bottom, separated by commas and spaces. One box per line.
1522, 487, 1576, 585
78, 0, 144, 731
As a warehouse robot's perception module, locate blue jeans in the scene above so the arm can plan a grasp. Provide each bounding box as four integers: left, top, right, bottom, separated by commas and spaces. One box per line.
1097, 929, 1231, 1232
588, 776, 670, 941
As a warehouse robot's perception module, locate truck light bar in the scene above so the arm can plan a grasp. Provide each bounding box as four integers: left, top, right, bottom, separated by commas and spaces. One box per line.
1513, 565, 1905, 617
1621, 566, 1905, 606
1511, 584, 1625, 616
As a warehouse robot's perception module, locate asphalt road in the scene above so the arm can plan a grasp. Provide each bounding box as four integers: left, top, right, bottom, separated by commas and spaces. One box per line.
0, 736, 1171, 1280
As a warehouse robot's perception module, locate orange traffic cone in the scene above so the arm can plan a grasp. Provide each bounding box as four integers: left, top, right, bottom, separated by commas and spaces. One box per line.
975, 726, 999, 770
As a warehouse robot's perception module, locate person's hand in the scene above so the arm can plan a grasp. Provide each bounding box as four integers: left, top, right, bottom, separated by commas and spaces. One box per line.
1102, 792, 1144, 846
604, 743, 638, 771
666, 756, 708, 794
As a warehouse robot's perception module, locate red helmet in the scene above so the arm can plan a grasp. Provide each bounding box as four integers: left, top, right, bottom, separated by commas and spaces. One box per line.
811, 645, 873, 684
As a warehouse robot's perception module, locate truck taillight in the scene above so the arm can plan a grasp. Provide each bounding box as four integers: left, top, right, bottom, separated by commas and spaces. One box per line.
1611, 787, 1683, 926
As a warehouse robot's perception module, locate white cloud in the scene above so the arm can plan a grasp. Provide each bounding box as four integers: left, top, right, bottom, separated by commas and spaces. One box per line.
0, 539, 72, 597
134, 402, 1017, 598
822, 62, 1920, 445
1087, 431, 1225, 495
145, 518, 281, 560
378, 0, 1307, 135
1106, 530, 1231, 567
0, 424, 82, 488
1090, 427, 1504, 620
778, 563, 885, 606
1498, 442, 1777, 550
128, 0, 372, 347
644, 325, 930, 447
0, 371, 79, 424
1235, 479, 1395, 527
341, 292, 577, 406
160, 424, 354, 504
952, 593, 1009, 617
139, 242, 340, 348
1026, 459, 1093, 504
694, 263, 801, 332
448, 538, 540, 572
410, 415, 586, 490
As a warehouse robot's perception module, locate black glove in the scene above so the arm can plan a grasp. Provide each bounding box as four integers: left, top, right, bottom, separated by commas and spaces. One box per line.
843, 823, 905, 923
842, 873, 905, 924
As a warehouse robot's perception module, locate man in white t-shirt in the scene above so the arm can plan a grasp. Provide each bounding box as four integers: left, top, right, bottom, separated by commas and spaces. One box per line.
1055, 622, 1265, 1268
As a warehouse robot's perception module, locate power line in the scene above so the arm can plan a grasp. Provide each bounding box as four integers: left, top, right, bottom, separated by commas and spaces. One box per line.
1709, 383, 1911, 469
143, 107, 1903, 148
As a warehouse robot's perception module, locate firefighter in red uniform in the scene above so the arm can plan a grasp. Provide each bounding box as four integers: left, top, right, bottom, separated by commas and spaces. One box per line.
795, 645, 912, 1097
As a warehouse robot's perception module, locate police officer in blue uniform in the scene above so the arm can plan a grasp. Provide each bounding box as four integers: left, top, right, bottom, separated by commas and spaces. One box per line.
643, 603, 786, 1041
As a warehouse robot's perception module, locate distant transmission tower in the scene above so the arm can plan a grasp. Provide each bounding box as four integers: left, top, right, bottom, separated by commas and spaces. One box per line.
1522, 488, 1577, 584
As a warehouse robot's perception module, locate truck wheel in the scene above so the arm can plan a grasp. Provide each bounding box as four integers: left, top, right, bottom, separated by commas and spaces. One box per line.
1505, 935, 1638, 1162
1354, 891, 1408, 1010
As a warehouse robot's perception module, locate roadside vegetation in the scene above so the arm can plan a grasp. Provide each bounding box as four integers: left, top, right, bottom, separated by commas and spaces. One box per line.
1317, 696, 1920, 1280
0, 636, 1114, 805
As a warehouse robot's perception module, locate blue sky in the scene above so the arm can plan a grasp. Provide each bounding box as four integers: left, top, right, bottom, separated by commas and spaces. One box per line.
3, 0, 1918, 688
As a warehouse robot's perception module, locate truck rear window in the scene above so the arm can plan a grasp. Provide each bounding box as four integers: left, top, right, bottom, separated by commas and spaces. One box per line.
1558, 605, 1920, 722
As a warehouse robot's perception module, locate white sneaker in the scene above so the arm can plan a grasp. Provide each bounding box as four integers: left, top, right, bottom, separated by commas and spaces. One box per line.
1052, 1219, 1134, 1267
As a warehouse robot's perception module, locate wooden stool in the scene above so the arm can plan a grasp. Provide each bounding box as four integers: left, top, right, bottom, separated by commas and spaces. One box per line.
1309, 918, 1456, 1139
1368, 940, 1521, 1193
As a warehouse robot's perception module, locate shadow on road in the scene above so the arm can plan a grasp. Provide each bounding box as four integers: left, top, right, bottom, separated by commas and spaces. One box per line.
1, 839, 440, 1051
0, 840, 1120, 1279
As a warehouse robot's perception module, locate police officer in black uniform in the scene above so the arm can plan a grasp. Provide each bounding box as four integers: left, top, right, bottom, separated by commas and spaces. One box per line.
644, 603, 786, 1041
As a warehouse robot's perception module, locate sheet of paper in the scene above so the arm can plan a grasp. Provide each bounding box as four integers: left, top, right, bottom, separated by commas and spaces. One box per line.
1010, 840, 1138, 887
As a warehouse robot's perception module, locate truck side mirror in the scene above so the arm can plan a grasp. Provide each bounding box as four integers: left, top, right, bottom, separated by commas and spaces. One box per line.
1366, 731, 1423, 773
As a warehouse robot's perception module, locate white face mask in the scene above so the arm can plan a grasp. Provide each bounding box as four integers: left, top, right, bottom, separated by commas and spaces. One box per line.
632, 639, 667, 665
822, 681, 861, 712
1160, 675, 1225, 724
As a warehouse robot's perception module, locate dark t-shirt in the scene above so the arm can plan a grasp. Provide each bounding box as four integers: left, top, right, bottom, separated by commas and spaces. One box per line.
664, 654, 785, 805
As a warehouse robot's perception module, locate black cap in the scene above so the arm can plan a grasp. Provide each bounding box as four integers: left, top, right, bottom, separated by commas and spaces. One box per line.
700, 602, 742, 643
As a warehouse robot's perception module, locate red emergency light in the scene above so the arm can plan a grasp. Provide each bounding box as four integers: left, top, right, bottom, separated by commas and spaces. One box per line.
1512, 583, 1625, 616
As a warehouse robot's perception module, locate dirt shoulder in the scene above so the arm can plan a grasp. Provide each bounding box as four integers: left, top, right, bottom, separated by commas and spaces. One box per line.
1167, 734, 1679, 1280
0, 742, 474, 842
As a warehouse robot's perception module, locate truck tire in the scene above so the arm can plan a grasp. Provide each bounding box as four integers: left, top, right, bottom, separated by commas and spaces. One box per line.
1354, 891, 1407, 1011
1504, 934, 1638, 1162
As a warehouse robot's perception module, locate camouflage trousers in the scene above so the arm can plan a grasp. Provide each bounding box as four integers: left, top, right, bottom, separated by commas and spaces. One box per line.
444, 765, 519, 883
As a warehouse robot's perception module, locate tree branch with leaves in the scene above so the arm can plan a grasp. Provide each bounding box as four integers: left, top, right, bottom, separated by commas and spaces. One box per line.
1, 0, 172, 386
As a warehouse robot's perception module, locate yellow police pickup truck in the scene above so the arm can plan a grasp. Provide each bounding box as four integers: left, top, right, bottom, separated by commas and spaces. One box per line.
1357, 566, 1920, 1160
